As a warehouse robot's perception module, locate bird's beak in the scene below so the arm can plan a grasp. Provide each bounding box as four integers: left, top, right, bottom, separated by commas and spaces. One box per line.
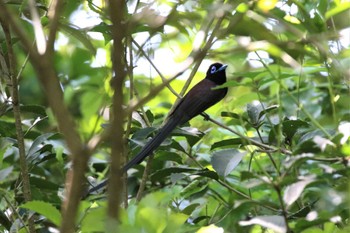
216, 64, 228, 72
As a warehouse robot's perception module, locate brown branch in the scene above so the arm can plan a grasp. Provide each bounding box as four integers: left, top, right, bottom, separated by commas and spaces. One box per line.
106, 0, 126, 227
31, 53, 90, 233
204, 114, 292, 155
0, 18, 36, 233
0, 2, 91, 232
47, 0, 64, 53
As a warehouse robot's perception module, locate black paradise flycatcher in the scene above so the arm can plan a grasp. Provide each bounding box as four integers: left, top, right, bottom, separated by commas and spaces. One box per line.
87, 62, 228, 195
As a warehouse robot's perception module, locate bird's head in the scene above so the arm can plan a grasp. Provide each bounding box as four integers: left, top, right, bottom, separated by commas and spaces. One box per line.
206, 63, 227, 85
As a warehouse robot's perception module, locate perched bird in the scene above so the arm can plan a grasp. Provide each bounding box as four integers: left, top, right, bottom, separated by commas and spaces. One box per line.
86, 63, 228, 195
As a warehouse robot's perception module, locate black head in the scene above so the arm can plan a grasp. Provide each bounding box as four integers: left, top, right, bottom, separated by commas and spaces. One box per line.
206, 63, 227, 85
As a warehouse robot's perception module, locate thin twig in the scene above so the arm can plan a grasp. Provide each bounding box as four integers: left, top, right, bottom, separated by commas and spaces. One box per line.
0, 18, 36, 233
205, 115, 292, 155
132, 39, 181, 98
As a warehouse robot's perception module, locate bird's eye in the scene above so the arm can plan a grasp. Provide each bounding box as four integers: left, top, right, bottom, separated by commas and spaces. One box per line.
210, 66, 217, 74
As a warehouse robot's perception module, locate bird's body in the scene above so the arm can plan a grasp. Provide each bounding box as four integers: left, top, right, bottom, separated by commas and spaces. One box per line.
86, 63, 228, 195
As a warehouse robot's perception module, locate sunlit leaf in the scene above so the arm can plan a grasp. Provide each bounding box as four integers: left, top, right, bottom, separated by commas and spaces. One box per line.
283, 177, 315, 207
239, 215, 287, 233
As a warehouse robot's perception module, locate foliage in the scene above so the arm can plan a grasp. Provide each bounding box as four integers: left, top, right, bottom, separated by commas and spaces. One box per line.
0, 0, 349, 232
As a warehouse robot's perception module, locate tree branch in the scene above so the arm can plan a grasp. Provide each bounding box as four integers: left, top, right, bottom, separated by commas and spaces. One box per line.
106, 0, 126, 227
47, 0, 64, 53
0, 17, 36, 233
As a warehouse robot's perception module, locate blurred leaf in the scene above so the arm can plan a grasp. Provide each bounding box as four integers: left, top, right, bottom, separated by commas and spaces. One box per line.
21, 201, 61, 226
0, 120, 16, 137
283, 177, 315, 207
150, 167, 198, 182
197, 224, 224, 233
258, 105, 279, 120
0, 166, 13, 182
182, 203, 200, 215
282, 119, 310, 141
81, 206, 106, 232
325, 2, 350, 19
20, 105, 46, 116
239, 215, 287, 233
180, 179, 207, 199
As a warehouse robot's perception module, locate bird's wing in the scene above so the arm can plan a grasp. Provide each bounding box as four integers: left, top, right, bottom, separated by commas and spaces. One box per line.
170, 79, 227, 125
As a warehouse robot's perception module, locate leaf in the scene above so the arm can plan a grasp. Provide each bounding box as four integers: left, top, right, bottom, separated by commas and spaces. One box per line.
27, 133, 56, 158
180, 180, 207, 199
282, 119, 309, 140
181, 203, 200, 215
247, 103, 261, 126
197, 224, 224, 233
239, 215, 287, 233
211, 137, 268, 150
312, 135, 335, 151
0, 166, 13, 182
211, 149, 246, 177
221, 111, 240, 119
81, 206, 106, 232
0, 120, 16, 137
211, 138, 243, 150
150, 167, 198, 182
325, 2, 350, 19
21, 201, 61, 226
258, 105, 279, 120
283, 177, 315, 207
20, 105, 46, 116
195, 169, 219, 180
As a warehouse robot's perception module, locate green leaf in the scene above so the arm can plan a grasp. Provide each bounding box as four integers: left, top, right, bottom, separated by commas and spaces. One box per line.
282, 119, 310, 140
150, 167, 198, 182
180, 180, 207, 199
258, 105, 279, 120
182, 203, 200, 215
211, 138, 243, 150
81, 206, 106, 232
0, 120, 16, 137
20, 105, 47, 116
325, 2, 350, 19
211, 149, 246, 177
21, 201, 61, 226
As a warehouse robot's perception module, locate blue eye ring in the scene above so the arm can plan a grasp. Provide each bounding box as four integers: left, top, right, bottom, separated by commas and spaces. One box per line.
210, 66, 217, 74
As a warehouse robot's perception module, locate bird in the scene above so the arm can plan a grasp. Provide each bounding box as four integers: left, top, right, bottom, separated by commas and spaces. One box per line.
86, 62, 228, 195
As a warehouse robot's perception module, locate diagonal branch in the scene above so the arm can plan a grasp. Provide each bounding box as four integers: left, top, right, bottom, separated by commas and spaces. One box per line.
47, 0, 64, 54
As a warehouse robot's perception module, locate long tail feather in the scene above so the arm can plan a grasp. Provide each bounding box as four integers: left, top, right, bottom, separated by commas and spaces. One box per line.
122, 117, 179, 171
84, 117, 179, 197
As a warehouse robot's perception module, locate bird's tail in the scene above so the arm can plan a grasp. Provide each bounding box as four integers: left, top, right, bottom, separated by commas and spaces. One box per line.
83, 117, 179, 197
122, 117, 179, 171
